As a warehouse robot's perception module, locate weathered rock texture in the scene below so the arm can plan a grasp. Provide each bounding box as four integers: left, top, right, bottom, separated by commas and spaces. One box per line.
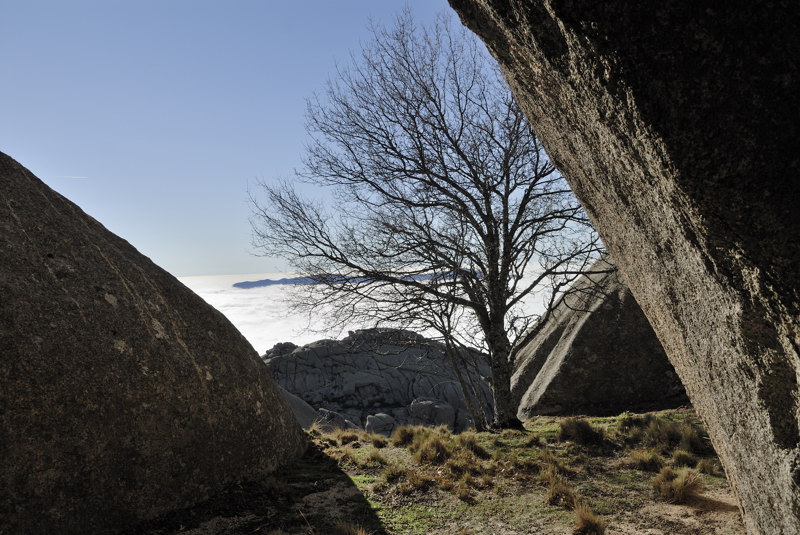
264, 328, 494, 433
0, 152, 306, 534
513, 259, 687, 417
448, 2, 800, 533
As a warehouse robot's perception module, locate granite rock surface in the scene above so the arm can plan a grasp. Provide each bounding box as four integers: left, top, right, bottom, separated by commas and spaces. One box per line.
449, 2, 800, 532
0, 152, 306, 534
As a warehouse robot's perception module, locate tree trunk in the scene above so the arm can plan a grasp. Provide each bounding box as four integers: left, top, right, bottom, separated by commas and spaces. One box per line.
489, 354, 523, 429
486, 324, 524, 429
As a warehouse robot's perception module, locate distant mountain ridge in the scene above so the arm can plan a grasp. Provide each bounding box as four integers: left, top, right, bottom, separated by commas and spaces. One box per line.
233, 270, 491, 289
233, 271, 464, 289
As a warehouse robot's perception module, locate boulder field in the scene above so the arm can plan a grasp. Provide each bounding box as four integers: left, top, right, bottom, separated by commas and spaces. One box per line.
448, 2, 800, 533
0, 152, 306, 534
264, 328, 494, 433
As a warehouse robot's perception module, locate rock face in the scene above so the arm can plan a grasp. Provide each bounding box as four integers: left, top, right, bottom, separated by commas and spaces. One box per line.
0, 152, 306, 534
264, 328, 494, 433
448, 2, 800, 533
512, 259, 687, 417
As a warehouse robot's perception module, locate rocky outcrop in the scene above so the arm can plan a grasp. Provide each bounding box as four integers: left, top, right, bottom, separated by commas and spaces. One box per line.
0, 152, 306, 534
512, 259, 687, 417
264, 328, 493, 433
448, 2, 800, 533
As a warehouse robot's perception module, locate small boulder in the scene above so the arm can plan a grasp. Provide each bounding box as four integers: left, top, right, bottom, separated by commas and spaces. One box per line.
365, 413, 396, 435
409, 399, 456, 429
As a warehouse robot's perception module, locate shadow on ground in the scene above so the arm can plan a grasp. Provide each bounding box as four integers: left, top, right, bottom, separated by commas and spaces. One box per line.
123, 441, 387, 535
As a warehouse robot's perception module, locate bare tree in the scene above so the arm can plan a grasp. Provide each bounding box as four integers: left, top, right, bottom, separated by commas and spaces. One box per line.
250, 12, 603, 428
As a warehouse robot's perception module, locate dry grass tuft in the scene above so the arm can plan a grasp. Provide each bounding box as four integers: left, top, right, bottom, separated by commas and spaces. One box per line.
334, 429, 362, 446
695, 458, 720, 476
411, 434, 453, 465
558, 418, 604, 445
546, 475, 578, 510
397, 469, 434, 494
445, 450, 482, 477
381, 463, 406, 484
524, 434, 543, 448
456, 432, 491, 459
333, 521, 372, 535
391, 425, 426, 447
628, 449, 664, 472
573, 501, 606, 534
362, 447, 388, 467
671, 449, 697, 467
366, 433, 388, 448
653, 466, 704, 504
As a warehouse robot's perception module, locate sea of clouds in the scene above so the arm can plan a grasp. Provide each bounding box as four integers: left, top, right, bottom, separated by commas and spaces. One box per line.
179, 273, 549, 356
178, 273, 346, 355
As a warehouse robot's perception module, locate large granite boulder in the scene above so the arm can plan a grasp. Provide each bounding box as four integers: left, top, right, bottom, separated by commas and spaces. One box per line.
512, 259, 687, 417
0, 152, 306, 534
264, 328, 493, 432
449, 2, 799, 533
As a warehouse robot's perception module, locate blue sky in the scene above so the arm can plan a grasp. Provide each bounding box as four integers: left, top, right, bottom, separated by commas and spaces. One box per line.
1, 0, 453, 276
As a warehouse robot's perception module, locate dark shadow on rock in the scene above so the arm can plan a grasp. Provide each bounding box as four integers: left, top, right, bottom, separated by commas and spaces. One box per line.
122, 441, 388, 535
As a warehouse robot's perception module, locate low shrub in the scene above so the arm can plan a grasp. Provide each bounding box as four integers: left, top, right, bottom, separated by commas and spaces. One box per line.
558, 418, 604, 445
653, 466, 704, 504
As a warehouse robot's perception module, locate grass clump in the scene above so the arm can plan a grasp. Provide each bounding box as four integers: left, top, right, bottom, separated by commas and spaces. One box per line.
543, 463, 577, 509
445, 450, 483, 477
411, 434, 453, 465
653, 466, 704, 504
671, 449, 697, 467
366, 433, 388, 448
546, 475, 578, 510
558, 418, 604, 445
695, 458, 720, 476
628, 449, 664, 472
456, 432, 491, 459
361, 447, 388, 467
397, 469, 434, 495
333, 521, 372, 535
335, 444, 357, 465
334, 429, 362, 446
391, 425, 426, 447
573, 501, 606, 534
381, 463, 406, 484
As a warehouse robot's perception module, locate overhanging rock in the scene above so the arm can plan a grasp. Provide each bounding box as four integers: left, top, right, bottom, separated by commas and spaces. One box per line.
449, 2, 800, 533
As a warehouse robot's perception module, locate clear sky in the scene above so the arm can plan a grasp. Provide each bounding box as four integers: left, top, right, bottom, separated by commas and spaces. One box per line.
1, 0, 453, 276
